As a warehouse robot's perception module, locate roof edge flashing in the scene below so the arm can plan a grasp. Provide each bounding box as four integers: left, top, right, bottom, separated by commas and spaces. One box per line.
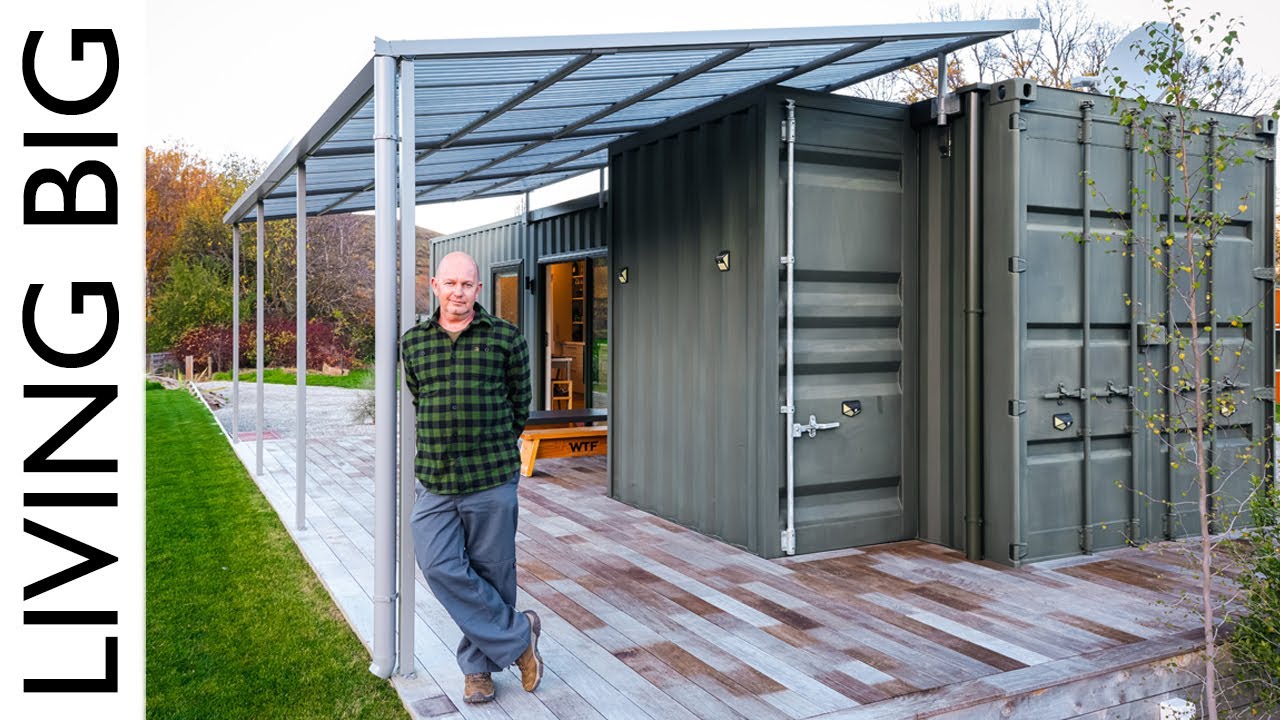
382, 18, 1039, 59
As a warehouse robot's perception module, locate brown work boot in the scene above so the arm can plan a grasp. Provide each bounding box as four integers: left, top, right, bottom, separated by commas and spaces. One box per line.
513, 610, 543, 692
462, 672, 495, 703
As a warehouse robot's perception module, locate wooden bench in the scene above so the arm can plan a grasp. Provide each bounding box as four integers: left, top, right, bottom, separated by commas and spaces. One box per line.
518, 425, 608, 477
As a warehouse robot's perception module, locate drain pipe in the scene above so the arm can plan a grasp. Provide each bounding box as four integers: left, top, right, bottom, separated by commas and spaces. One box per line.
1126, 115, 1142, 544
964, 90, 984, 560
1080, 100, 1095, 553
782, 99, 798, 556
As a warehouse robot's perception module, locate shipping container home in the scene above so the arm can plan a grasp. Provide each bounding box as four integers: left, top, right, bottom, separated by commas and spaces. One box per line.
442, 80, 1275, 565
914, 81, 1276, 564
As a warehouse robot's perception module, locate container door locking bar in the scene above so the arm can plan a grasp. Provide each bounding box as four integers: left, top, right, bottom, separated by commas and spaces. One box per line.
793, 415, 840, 438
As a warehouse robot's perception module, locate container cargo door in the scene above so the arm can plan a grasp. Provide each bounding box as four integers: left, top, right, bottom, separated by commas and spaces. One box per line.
784, 106, 916, 554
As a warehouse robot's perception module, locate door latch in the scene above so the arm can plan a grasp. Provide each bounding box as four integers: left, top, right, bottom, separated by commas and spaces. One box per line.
1044, 383, 1087, 405
793, 415, 841, 438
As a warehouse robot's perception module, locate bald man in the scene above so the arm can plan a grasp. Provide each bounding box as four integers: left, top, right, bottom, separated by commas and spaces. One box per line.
400, 251, 538, 703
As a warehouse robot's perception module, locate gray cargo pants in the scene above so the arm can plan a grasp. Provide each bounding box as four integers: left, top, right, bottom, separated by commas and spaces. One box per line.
411, 475, 532, 673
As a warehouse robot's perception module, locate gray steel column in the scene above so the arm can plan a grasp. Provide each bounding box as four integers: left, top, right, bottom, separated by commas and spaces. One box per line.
296, 162, 308, 531
396, 56, 417, 677
369, 53, 398, 680
232, 224, 241, 442
256, 202, 266, 476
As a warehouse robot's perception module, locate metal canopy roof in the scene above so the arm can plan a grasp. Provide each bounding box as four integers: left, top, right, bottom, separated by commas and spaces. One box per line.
225, 19, 1037, 224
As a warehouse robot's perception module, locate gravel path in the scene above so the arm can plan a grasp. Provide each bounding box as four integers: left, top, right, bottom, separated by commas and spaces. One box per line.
198, 381, 376, 440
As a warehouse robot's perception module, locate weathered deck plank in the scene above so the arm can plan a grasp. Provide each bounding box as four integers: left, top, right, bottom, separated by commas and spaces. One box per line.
228, 437, 1235, 720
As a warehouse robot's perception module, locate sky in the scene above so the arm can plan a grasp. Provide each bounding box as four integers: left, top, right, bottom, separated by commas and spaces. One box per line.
145, 0, 1279, 234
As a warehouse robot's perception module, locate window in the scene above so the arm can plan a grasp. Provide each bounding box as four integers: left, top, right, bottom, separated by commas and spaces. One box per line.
492, 266, 521, 328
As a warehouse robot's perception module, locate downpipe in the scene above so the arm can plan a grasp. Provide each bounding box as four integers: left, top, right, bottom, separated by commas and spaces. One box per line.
964, 90, 984, 560
782, 99, 797, 556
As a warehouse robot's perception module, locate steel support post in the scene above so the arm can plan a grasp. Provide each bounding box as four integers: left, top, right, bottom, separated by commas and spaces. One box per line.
396, 56, 417, 677
256, 203, 266, 476
232, 224, 241, 442
369, 53, 399, 680
296, 162, 308, 530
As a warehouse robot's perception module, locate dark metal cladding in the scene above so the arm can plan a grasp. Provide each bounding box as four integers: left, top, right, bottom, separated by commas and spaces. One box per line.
915, 81, 1276, 565
429, 195, 606, 401
609, 87, 922, 558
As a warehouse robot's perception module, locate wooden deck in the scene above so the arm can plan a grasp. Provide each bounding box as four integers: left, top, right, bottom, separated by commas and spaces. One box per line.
230, 435, 1228, 720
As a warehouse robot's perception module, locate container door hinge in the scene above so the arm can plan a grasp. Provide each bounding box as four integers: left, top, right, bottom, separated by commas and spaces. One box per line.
781, 527, 796, 555
1252, 387, 1274, 401
1253, 267, 1274, 280
780, 405, 794, 415
1008, 256, 1027, 273
1009, 542, 1028, 562
1010, 113, 1027, 131
1008, 400, 1027, 416
781, 119, 795, 143
1127, 518, 1141, 545
1256, 147, 1275, 160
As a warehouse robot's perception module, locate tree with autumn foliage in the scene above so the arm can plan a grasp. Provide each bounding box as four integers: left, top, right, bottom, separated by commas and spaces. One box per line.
146, 143, 437, 367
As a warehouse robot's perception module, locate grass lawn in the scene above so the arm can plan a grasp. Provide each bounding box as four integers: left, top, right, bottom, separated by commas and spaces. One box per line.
210, 367, 372, 389
146, 386, 406, 719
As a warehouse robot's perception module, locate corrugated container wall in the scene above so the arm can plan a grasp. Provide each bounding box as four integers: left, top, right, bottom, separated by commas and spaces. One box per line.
610, 88, 930, 558
430, 196, 606, 404
916, 80, 1276, 565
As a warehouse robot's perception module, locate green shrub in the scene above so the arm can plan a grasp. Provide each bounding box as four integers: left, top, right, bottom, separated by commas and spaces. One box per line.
1229, 474, 1280, 712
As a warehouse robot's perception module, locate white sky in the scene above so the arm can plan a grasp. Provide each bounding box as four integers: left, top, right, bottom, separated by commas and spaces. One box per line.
145, 0, 1279, 233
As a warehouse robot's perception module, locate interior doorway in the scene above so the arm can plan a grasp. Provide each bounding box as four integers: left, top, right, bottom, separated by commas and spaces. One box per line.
542, 256, 608, 410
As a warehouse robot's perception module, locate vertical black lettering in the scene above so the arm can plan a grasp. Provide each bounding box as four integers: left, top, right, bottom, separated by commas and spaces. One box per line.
22, 29, 119, 115
24, 637, 118, 692
23, 283, 119, 367
23, 519, 118, 600
23, 162, 119, 224
24, 385, 117, 472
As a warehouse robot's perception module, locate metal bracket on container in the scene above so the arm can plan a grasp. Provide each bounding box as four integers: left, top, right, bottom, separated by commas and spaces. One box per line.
1253, 387, 1274, 401
1009, 542, 1028, 562
780, 527, 796, 555
1078, 525, 1095, 553
1008, 399, 1027, 416
931, 93, 961, 120
1253, 267, 1275, 281
1127, 518, 1141, 545
1257, 148, 1275, 160
1009, 113, 1027, 131
1135, 322, 1166, 346
780, 405, 794, 415
1008, 256, 1027, 273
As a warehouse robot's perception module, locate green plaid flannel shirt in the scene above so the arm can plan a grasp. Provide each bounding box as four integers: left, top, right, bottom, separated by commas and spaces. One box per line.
400, 303, 531, 494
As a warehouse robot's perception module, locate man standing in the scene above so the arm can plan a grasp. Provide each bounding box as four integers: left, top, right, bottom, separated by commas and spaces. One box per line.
401, 251, 540, 703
